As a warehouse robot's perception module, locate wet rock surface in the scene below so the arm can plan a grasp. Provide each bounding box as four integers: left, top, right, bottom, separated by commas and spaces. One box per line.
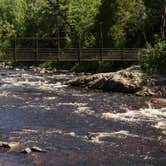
0, 66, 165, 166
66, 66, 166, 97
0, 142, 20, 149
21, 148, 32, 154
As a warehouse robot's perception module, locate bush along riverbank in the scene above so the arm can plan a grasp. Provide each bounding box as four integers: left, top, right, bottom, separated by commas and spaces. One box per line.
66, 66, 166, 98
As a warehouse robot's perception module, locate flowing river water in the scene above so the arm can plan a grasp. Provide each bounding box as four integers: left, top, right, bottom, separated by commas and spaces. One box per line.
0, 67, 165, 166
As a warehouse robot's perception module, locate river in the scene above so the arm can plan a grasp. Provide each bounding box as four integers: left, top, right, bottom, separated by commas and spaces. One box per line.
0, 67, 165, 166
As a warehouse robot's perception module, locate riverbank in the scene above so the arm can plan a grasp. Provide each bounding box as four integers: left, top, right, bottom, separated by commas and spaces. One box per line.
66, 66, 166, 98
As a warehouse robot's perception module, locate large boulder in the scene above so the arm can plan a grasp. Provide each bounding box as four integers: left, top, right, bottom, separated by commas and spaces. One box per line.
66, 66, 143, 93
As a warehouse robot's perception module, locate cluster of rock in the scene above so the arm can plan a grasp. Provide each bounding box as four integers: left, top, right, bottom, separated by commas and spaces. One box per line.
66, 66, 166, 97
0, 64, 69, 75
22, 146, 47, 154
0, 141, 46, 154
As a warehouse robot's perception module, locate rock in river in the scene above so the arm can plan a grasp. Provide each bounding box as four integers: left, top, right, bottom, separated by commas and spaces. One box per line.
21, 146, 46, 154
66, 66, 166, 96
21, 148, 32, 154
66, 66, 143, 93
0, 141, 20, 149
31, 146, 46, 153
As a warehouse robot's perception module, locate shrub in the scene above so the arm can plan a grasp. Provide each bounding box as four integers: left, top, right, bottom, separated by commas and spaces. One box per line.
141, 38, 166, 74
71, 61, 134, 73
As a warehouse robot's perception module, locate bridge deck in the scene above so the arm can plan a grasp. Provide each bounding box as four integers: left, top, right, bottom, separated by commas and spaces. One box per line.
0, 48, 141, 62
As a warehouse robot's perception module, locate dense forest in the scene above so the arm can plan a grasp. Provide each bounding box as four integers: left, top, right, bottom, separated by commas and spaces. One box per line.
0, 0, 164, 47
0, 0, 165, 73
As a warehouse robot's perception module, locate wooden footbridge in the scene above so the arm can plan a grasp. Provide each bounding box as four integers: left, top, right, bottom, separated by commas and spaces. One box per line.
0, 37, 142, 62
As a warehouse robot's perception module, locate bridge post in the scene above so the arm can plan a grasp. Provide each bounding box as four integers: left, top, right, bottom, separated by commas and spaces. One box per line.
138, 49, 142, 61
99, 22, 103, 61
100, 48, 103, 61
161, 0, 166, 40
57, 31, 60, 61
78, 34, 81, 63
78, 46, 81, 63
35, 34, 39, 62
13, 36, 16, 62
121, 48, 124, 60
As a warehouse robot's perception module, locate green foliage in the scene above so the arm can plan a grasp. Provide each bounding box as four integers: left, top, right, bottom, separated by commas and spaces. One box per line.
141, 37, 166, 74
71, 61, 134, 73
68, 0, 101, 47
38, 61, 135, 73
71, 62, 99, 73
0, 0, 26, 35
0, 0, 165, 73
143, 0, 164, 43
0, 0, 27, 51
95, 0, 146, 48
0, 0, 164, 48
24, 0, 69, 36
39, 61, 76, 70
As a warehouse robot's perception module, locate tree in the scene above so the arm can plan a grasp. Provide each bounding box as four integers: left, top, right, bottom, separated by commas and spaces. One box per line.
94, 0, 146, 48
0, 0, 26, 36
143, 0, 164, 43
67, 0, 101, 47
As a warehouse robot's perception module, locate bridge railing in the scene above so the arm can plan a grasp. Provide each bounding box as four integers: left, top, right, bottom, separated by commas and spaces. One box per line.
0, 48, 142, 62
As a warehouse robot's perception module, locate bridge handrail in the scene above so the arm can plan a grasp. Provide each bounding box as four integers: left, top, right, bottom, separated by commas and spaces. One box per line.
0, 47, 142, 62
